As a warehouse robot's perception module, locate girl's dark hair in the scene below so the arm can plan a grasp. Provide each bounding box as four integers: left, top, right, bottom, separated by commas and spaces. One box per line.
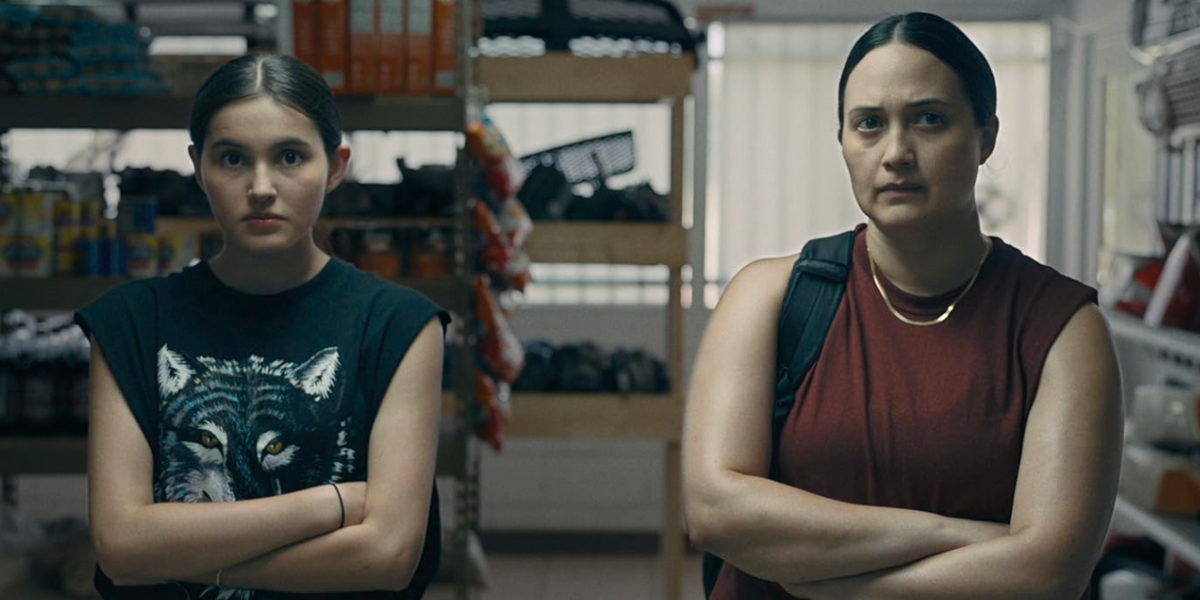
189, 54, 342, 159
837, 12, 996, 135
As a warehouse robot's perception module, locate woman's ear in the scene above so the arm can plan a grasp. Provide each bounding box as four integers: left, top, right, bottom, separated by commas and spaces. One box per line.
187, 145, 206, 194
979, 115, 999, 165
325, 144, 352, 194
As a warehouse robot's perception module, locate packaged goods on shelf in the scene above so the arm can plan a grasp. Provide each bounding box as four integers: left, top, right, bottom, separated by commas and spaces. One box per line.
1132, 385, 1200, 447
432, 0, 455, 94
377, 0, 406, 93
348, 0, 379, 95
406, 0, 433, 94
0, 311, 90, 437
318, 0, 349, 94
1121, 443, 1200, 516
513, 340, 669, 394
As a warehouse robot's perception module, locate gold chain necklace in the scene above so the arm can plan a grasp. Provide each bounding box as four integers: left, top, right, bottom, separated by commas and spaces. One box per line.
868, 238, 992, 327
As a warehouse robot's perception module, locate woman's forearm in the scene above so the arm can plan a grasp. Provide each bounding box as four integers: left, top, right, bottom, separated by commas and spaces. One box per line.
782, 529, 1080, 600
687, 470, 1007, 583
179, 521, 420, 593
95, 484, 342, 582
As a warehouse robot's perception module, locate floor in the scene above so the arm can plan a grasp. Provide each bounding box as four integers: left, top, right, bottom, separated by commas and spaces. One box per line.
426, 554, 706, 600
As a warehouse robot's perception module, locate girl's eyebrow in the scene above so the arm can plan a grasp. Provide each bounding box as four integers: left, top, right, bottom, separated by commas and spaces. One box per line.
209, 138, 314, 151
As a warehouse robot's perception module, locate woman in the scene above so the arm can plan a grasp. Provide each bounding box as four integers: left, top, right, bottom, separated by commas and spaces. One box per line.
682, 12, 1121, 600
76, 54, 448, 599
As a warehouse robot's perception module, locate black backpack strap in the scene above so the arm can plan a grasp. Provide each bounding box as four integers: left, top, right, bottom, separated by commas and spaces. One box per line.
703, 230, 855, 599
770, 230, 855, 452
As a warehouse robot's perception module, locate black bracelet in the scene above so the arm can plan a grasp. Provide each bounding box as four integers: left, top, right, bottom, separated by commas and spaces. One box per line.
330, 483, 345, 529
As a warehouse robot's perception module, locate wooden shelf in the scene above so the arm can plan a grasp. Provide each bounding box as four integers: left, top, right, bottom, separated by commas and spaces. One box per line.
1105, 309, 1200, 361
480, 54, 695, 103
524, 222, 687, 266
507, 393, 682, 441
1113, 494, 1200, 567
0, 95, 464, 131
0, 276, 470, 314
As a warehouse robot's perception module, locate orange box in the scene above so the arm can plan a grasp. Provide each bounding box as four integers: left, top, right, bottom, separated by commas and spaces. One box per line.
432, 0, 455, 95
292, 0, 320, 70
378, 0, 405, 93
405, 0, 432, 94
348, 0, 379, 94
318, 0, 348, 94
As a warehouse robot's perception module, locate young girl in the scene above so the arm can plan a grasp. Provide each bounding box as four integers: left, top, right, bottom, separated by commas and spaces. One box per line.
76, 54, 448, 599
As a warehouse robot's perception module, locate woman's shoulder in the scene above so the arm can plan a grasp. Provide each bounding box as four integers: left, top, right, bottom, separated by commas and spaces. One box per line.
720, 254, 800, 312
991, 238, 1096, 299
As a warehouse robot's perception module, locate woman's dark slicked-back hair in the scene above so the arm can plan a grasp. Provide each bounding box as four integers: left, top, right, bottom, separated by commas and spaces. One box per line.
189, 54, 342, 159
837, 12, 996, 136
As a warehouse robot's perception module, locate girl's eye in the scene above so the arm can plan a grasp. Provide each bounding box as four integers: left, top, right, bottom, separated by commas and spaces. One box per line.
219, 153, 244, 168
855, 116, 882, 131
280, 150, 303, 166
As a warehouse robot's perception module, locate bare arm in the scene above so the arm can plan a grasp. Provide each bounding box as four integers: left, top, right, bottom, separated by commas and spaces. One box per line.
87, 336, 355, 583
683, 257, 1008, 584
783, 304, 1123, 600
182, 318, 445, 593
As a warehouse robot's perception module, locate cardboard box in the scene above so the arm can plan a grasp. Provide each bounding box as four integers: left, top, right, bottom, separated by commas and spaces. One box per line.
318, 0, 349, 94
378, 0, 405, 93
292, 0, 320, 70
406, 0, 432, 94
349, 0, 379, 94
432, 0, 455, 95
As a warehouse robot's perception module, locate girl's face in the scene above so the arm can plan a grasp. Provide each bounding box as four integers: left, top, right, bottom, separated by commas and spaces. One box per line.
839, 42, 997, 231
189, 95, 348, 257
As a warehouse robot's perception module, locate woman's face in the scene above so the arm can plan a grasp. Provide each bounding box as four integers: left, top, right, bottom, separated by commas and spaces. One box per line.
189, 95, 347, 257
840, 42, 997, 231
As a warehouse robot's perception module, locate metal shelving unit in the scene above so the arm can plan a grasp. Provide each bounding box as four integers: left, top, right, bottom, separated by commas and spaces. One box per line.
0, 1, 484, 598
479, 51, 695, 600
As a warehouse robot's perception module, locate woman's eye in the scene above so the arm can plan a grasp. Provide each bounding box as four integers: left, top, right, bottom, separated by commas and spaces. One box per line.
265, 439, 284, 455
200, 432, 221, 448
855, 116, 882, 131
219, 153, 244, 168
280, 150, 303, 166
916, 112, 944, 126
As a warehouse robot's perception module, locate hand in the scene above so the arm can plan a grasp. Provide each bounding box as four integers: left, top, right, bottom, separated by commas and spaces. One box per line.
332, 481, 367, 528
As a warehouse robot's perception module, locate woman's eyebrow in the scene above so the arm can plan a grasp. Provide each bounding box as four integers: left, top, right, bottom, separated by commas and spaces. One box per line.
848, 98, 952, 113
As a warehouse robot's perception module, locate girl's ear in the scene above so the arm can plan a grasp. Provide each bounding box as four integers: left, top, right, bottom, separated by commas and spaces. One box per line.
188, 145, 207, 194
325, 144, 352, 194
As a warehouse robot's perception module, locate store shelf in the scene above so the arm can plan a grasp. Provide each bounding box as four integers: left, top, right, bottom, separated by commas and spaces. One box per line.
523, 222, 687, 266
1113, 493, 1200, 567
157, 216, 456, 238
506, 393, 682, 441
0, 277, 470, 314
0, 95, 464, 131
480, 54, 695, 103
1105, 309, 1200, 361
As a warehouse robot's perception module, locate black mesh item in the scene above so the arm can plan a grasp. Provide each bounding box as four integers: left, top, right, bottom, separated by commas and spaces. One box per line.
482, 0, 698, 57
518, 130, 635, 185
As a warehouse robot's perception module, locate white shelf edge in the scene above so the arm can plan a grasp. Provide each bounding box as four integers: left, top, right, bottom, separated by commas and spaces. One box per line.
1104, 308, 1200, 360
1113, 493, 1200, 567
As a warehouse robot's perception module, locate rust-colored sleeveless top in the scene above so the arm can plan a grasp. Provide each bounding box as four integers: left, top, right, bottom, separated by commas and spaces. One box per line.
712, 226, 1097, 599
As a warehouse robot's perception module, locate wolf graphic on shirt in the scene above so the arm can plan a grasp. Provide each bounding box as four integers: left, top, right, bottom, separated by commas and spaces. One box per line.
154, 345, 358, 599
